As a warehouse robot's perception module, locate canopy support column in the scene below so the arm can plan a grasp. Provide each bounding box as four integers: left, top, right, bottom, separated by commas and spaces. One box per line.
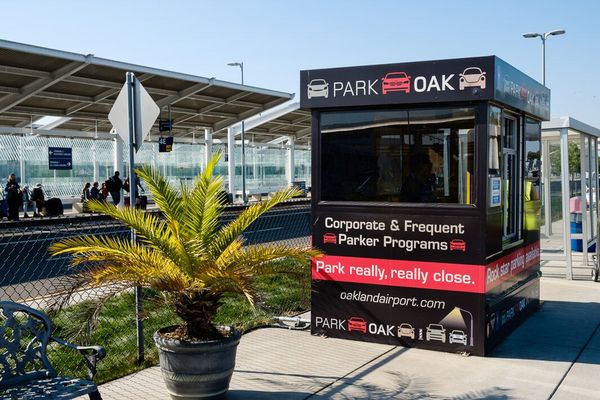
227, 127, 235, 200
286, 135, 295, 187
204, 128, 213, 169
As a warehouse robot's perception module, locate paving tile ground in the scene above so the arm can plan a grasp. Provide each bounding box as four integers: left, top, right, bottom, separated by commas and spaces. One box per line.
88, 277, 600, 400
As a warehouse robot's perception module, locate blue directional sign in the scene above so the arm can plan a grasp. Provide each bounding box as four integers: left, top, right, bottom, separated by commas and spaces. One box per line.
48, 147, 72, 170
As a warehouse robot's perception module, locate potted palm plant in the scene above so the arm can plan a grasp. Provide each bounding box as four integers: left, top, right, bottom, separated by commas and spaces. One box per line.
49, 153, 320, 400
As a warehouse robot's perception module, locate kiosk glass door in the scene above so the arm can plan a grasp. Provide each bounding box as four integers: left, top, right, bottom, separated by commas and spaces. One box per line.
502, 114, 522, 243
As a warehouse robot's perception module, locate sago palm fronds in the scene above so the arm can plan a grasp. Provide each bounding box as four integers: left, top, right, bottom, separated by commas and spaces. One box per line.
50, 153, 321, 339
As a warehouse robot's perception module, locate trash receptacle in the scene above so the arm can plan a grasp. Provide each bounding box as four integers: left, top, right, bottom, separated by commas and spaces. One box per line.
570, 211, 583, 251
569, 196, 588, 251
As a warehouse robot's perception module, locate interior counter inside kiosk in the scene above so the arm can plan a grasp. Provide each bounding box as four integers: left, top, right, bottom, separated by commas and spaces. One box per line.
301, 56, 550, 355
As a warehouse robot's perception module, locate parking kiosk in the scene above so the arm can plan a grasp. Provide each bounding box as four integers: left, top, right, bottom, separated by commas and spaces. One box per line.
301, 56, 549, 355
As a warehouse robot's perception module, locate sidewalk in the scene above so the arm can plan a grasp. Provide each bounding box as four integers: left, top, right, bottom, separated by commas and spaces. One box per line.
94, 277, 600, 399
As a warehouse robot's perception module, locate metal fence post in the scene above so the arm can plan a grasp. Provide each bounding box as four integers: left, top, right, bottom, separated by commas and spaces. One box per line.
127, 72, 144, 363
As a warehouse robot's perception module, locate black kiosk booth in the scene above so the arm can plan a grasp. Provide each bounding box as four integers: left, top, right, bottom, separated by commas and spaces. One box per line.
301, 56, 550, 356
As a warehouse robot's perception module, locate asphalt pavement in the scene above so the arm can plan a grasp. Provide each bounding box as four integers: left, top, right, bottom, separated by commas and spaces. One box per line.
95, 277, 600, 400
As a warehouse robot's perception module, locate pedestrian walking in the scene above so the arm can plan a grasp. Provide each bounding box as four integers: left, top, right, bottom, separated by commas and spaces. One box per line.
106, 171, 123, 205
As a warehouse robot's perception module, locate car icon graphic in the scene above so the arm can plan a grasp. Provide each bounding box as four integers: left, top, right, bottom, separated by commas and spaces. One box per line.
398, 323, 415, 339
449, 239, 466, 252
426, 323, 446, 343
449, 329, 468, 345
323, 233, 337, 244
348, 317, 367, 333
382, 72, 411, 94
307, 79, 329, 99
459, 67, 486, 90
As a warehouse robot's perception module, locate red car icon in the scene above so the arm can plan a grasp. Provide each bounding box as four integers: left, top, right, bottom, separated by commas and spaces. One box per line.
323, 233, 337, 244
348, 317, 367, 333
382, 72, 411, 94
449, 239, 466, 252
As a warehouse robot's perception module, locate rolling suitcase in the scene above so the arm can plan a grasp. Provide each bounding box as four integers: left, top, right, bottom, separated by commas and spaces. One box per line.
135, 195, 148, 210
45, 197, 64, 216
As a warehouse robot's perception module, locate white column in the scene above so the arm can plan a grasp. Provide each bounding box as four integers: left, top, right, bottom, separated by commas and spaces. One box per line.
204, 128, 213, 168
92, 140, 99, 183
113, 135, 124, 206
580, 135, 589, 265
19, 135, 26, 185
560, 128, 572, 279
227, 127, 235, 199
286, 135, 295, 187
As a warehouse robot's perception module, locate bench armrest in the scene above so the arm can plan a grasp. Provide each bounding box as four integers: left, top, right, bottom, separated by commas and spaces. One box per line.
52, 336, 106, 381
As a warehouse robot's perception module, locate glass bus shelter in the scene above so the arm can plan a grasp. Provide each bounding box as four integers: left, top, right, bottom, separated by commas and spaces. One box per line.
541, 117, 600, 279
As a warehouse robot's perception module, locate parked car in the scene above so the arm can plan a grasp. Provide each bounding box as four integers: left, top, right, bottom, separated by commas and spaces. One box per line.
449, 329, 468, 345
382, 72, 411, 94
397, 323, 415, 339
426, 323, 446, 343
307, 79, 329, 99
348, 317, 367, 333
459, 67, 486, 90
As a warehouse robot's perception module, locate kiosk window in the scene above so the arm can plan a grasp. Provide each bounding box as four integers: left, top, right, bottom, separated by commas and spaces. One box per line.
320, 107, 475, 204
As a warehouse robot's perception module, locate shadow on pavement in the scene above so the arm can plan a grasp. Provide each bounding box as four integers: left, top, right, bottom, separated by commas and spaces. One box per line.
491, 300, 600, 364
226, 390, 311, 399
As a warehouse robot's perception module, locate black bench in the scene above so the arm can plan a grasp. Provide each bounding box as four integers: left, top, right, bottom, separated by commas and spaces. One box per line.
0, 301, 105, 399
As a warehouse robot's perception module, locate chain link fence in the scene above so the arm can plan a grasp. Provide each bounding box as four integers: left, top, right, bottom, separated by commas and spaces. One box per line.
0, 199, 311, 386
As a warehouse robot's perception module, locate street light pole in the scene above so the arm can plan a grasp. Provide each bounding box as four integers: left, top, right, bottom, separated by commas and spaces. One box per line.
523, 29, 566, 86
227, 61, 246, 203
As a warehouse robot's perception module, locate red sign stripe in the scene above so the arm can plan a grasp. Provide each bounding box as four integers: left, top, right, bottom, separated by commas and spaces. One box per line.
312, 241, 540, 294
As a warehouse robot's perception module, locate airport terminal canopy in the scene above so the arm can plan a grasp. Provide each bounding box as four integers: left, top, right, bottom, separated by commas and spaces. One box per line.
231, 102, 311, 148
0, 39, 293, 140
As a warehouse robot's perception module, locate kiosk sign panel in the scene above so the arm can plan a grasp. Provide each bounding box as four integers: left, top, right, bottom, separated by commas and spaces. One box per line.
301, 56, 550, 120
302, 56, 495, 109
303, 56, 545, 356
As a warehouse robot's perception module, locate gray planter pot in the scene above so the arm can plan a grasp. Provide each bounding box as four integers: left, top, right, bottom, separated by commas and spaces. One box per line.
153, 326, 241, 400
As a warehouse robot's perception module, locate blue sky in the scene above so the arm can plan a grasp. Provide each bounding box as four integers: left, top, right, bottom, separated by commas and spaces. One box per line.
1, 0, 598, 126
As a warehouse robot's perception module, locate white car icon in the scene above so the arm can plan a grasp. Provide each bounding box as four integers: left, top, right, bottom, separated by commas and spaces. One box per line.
459, 67, 486, 90
449, 329, 468, 345
426, 323, 446, 343
307, 79, 329, 99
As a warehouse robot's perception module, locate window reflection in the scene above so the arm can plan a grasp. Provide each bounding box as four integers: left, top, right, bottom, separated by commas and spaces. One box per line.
320, 107, 475, 204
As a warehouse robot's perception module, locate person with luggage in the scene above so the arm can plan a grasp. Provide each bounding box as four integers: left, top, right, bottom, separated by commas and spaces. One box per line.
31, 183, 45, 217
123, 173, 145, 193
106, 171, 123, 205
21, 185, 32, 218
4, 173, 21, 221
